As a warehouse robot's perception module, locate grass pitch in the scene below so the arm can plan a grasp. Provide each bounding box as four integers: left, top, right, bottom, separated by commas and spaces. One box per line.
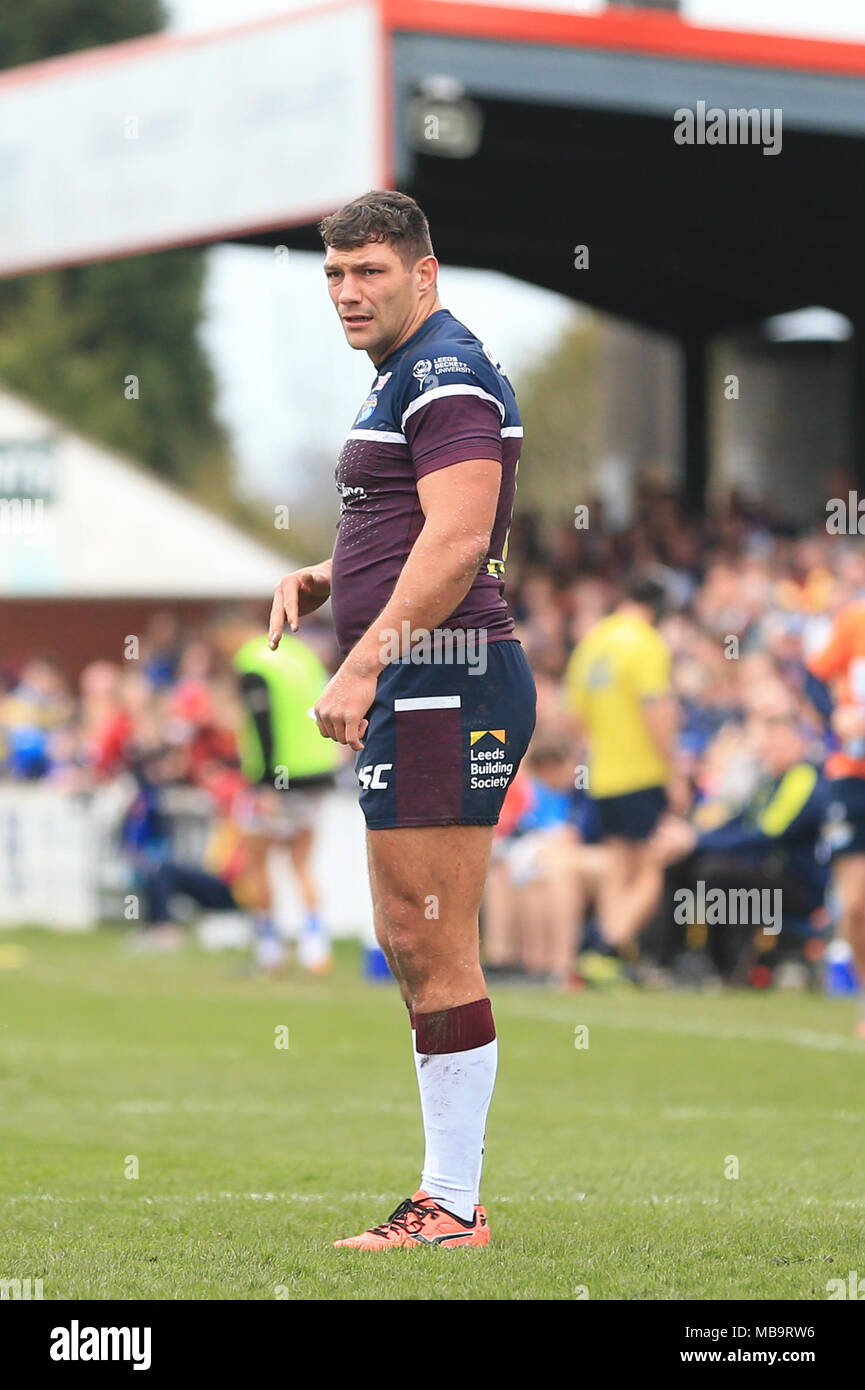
1, 927, 863, 1301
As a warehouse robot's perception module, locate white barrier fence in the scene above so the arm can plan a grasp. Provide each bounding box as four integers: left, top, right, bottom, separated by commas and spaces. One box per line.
0, 783, 375, 941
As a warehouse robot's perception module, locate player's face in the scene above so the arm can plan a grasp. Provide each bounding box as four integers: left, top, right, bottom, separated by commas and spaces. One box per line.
324, 240, 435, 363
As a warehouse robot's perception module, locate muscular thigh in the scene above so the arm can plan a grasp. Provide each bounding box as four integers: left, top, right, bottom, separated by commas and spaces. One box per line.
367, 823, 494, 959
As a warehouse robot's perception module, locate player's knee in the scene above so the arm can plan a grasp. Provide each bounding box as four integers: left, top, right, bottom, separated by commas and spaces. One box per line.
385, 925, 429, 989
373, 917, 392, 955
379, 883, 429, 934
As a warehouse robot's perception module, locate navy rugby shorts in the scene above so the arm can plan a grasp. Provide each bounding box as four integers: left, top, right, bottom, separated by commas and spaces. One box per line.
355, 637, 537, 829
591, 786, 668, 842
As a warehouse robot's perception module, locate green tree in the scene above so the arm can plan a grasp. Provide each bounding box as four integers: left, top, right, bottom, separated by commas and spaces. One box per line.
0, 0, 243, 512
514, 314, 602, 518
0, 0, 167, 66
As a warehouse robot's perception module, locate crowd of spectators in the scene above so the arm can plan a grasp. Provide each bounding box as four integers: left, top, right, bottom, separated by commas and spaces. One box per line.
1, 484, 862, 988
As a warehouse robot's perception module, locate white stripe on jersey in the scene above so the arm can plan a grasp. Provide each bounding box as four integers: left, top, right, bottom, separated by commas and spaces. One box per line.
501, 426, 524, 437
394, 695, 462, 711
347, 428, 407, 443
400, 383, 506, 430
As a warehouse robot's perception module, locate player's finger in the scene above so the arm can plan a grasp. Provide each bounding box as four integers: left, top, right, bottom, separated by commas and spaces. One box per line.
283, 576, 301, 633
344, 717, 365, 752
268, 585, 286, 648
317, 708, 339, 744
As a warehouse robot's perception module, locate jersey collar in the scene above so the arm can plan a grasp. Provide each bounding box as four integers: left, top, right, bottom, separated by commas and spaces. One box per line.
374, 308, 450, 372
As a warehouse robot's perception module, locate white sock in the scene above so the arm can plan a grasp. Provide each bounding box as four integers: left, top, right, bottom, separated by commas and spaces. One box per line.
415, 1036, 498, 1222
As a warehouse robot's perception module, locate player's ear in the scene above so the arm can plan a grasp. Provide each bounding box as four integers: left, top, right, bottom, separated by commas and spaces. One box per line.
416, 254, 438, 293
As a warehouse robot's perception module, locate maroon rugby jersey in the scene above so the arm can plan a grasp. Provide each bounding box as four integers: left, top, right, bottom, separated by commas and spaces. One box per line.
330, 308, 523, 659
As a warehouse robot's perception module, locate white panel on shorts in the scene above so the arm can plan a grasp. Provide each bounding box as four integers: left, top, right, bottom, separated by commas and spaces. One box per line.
393, 695, 462, 711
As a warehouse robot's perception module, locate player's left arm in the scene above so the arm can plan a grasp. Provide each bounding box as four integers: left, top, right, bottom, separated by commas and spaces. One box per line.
636, 637, 678, 768
313, 457, 501, 750
642, 694, 678, 765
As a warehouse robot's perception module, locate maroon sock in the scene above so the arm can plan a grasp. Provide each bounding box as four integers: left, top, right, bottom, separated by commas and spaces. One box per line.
414, 998, 496, 1054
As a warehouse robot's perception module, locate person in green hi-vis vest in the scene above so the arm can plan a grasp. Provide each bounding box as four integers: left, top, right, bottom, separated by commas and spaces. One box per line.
207, 608, 341, 974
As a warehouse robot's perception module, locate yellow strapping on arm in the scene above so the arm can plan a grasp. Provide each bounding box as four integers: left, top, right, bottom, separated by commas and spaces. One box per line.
756, 764, 818, 838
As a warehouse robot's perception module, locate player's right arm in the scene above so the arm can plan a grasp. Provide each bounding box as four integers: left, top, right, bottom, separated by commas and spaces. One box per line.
268, 558, 332, 648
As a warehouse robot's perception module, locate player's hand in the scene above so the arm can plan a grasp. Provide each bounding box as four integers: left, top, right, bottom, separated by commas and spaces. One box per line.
312, 660, 379, 752
269, 566, 331, 648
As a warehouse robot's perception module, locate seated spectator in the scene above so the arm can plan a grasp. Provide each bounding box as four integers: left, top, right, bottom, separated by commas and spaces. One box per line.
482, 731, 604, 987
648, 691, 829, 983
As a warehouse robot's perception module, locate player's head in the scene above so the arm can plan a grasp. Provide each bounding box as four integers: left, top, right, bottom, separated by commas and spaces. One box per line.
319, 190, 439, 364
619, 573, 668, 625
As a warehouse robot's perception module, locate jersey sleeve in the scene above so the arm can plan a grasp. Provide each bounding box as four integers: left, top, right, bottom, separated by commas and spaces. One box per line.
400, 349, 505, 479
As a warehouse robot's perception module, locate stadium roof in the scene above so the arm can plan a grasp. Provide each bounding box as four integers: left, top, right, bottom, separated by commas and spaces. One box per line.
267, 0, 865, 339
2, 1, 864, 337
2, 1, 864, 504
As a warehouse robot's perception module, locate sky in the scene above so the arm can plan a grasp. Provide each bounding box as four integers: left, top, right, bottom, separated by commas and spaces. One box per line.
169, 0, 865, 501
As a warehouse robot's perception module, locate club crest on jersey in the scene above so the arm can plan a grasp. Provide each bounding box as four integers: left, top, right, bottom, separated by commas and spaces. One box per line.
412, 358, 433, 381
355, 393, 377, 424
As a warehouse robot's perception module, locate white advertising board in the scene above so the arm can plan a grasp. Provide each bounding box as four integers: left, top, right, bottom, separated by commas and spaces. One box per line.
0, 1, 387, 277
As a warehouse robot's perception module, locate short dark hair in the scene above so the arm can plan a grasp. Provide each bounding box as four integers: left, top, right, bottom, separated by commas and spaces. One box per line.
318, 189, 434, 269
623, 573, 668, 620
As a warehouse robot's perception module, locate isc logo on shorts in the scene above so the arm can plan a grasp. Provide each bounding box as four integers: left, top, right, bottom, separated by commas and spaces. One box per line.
358, 762, 392, 790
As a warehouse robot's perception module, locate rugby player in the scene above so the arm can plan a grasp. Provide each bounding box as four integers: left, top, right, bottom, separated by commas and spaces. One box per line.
269, 190, 536, 1248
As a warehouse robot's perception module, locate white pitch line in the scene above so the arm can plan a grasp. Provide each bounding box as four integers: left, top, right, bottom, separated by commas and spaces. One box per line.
500, 1002, 865, 1055
7, 1190, 865, 1208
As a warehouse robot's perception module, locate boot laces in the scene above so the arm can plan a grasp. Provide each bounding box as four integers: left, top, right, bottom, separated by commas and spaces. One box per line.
369, 1196, 436, 1239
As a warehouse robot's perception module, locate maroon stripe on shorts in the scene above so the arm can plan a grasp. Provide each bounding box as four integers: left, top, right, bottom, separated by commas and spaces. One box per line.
415, 998, 496, 1054
395, 703, 462, 823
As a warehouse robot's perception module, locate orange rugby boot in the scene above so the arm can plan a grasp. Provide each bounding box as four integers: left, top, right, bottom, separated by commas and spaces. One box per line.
334, 1190, 490, 1249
